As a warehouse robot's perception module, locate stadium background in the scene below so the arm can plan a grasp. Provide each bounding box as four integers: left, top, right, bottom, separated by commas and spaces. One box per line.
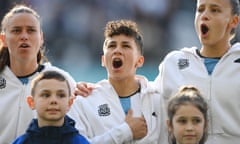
2, 0, 237, 82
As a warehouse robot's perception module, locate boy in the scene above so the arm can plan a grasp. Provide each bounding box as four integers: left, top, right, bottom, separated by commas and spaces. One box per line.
68, 20, 167, 144
13, 71, 89, 144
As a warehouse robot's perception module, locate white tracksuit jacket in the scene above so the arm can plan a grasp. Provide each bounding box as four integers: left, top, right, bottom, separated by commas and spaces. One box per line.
68, 77, 167, 144
154, 42, 240, 144
0, 63, 76, 144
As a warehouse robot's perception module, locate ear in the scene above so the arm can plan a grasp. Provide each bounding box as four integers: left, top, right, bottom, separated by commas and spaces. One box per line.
66, 95, 74, 112
68, 95, 74, 107
230, 15, 239, 29
135, 55, 144, 68
40, 31, 44, 47
0, 33, 7, 47
27, 96, 35, 110
101, 55, 105, 67
167, 119, 172, 132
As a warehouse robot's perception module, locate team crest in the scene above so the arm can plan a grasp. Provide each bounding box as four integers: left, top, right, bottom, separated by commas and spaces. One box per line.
0, 76, 6, 89
178, 58, 189, 70
98, 104, 110, 116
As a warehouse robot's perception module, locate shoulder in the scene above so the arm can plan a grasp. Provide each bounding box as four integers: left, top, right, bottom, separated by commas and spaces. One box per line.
231, 42, 240, 52
71, 135, 90, 144
160, 47, 198, 69
90, 80, 113, 95
12, 134, 29, 144
164, 47, 197, 61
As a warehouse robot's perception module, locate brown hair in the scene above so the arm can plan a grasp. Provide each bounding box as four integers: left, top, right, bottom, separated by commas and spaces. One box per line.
31, 71, 71, 97
104, 19, 143, 55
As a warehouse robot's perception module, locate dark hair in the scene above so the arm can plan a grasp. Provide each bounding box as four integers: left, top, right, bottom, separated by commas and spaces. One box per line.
104, 19, 143, 55
31, 71, 71, 97
229, 0, 240, 35
167, 85, 208, 144
0, 4, 47, 72
230, 0, 240, 16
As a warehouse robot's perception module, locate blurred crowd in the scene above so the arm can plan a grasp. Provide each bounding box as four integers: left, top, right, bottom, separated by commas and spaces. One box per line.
1, 0, 239, 82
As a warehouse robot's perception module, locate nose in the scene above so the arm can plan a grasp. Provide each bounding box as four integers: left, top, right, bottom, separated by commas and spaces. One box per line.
49, 96, 58, 105
201, 10, 210, 21
20, 31, 29, 41
113, 45, 123, 55
185, 123, 194, 131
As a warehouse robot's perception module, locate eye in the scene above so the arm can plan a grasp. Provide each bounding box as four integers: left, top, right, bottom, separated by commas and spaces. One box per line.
107, 43, 116, 49
27, 28, 36, 33
41, 92, 50, 98
57, 92, 67, 98
211, 8, 220, 13
177, 118, 187, 124
197, 7, 204, 13
192, 118, 202, 124
122, 44, 130, 48
109, 45, 115, 48
11, 29, 21, 34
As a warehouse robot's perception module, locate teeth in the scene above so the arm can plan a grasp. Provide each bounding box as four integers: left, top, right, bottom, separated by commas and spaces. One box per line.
114, 58, 121, 61
20, 44, 28, 47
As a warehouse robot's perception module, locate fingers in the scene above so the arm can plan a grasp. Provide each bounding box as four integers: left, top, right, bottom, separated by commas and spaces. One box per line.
125, 109, 148, 140
126, 109, 133, 117
74, 82, 94, 97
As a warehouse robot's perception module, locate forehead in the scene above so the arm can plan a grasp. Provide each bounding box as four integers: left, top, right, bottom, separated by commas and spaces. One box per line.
35, 79, 68, 91
105, 34, 135, 44
174, 104, 204, 118
6, 13, 40, 29
197, 0, 231, 7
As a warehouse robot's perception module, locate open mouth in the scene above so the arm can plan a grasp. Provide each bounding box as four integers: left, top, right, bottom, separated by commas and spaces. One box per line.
201, 24, 209, 35
112, 58, 123, 68
19, 43, 30, 48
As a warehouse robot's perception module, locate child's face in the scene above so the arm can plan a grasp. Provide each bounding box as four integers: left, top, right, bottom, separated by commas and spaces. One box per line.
102, 34, 144, 81
29, 79, 72, 127
4, 13, 43, 62
168, 104, 206, 144
194, 0, 238, 46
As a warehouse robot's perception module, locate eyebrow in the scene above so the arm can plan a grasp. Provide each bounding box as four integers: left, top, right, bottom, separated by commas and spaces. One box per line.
11, 25, 37, 28
122, 41, 130, 44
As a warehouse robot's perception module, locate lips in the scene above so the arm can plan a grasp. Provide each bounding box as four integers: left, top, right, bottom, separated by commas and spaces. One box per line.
47, 109, 59, 113
183, 134, 196, 139
19, 43, 30, 48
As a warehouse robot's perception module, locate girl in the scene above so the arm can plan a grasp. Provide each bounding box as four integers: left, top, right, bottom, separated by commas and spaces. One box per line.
154, 0, 240, 143
167, 86, 208, 144
0, 4, 76, 143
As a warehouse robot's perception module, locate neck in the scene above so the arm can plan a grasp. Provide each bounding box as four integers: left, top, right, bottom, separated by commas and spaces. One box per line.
200, 41, 231, 58
109, 77, 140, 97
10, 60, 39, 77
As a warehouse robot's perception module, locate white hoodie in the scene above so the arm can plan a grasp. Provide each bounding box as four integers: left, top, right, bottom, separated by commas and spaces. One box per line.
68, 77, 167, 144
154, 43, 240, 144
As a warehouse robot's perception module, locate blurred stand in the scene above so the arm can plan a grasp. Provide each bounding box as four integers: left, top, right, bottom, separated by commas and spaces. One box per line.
1, 0, 227, 82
